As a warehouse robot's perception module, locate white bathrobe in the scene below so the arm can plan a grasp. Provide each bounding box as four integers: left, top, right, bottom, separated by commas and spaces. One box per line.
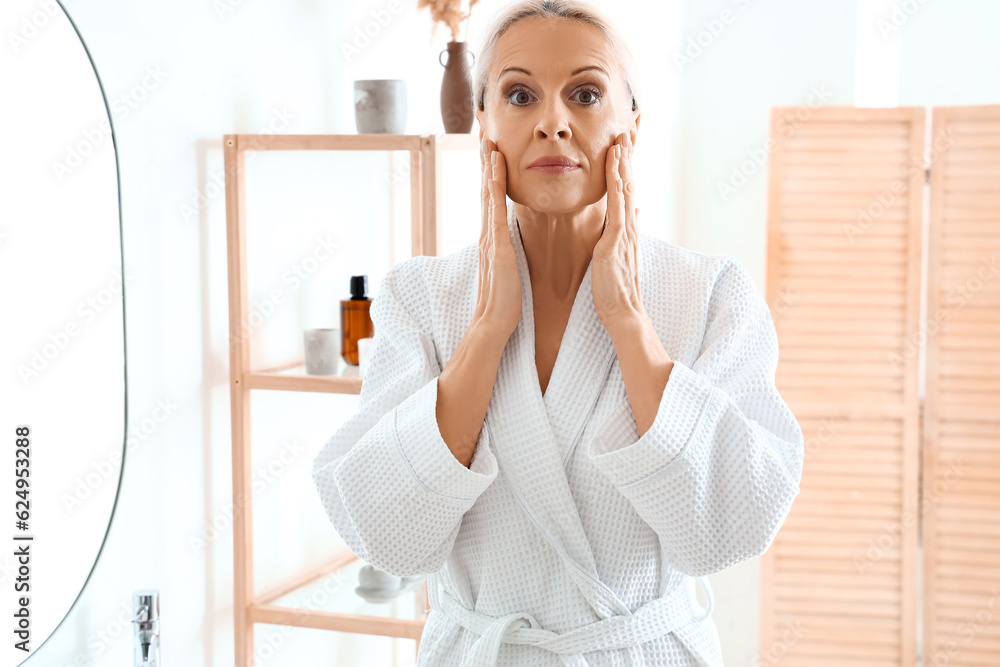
311, 205, 805, 666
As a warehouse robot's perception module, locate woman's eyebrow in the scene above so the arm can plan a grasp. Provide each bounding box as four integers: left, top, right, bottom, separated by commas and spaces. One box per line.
498, 65, 609, 80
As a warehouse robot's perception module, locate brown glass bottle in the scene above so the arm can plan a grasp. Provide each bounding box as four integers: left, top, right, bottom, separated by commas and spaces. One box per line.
341, 275, 374, 366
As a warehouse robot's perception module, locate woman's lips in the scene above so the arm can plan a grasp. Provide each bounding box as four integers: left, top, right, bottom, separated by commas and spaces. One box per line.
528, 164, 580, 174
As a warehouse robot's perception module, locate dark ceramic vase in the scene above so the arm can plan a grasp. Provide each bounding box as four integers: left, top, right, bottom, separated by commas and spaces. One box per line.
439, 41, 475, 133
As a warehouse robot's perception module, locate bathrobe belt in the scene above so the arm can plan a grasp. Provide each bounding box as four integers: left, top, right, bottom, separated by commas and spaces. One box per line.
430, 575, 715, 667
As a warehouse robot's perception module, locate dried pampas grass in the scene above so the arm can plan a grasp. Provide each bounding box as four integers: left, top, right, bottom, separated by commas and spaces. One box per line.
416, 0, 480, 42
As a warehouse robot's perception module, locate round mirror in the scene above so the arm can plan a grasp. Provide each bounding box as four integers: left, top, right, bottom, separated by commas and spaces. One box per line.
1, 1, 126, 662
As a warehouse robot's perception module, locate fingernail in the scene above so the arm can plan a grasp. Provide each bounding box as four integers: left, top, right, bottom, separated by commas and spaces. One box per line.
615, 145, 621, 159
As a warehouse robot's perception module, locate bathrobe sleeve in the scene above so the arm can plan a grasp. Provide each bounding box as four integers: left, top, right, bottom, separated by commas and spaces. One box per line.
310, 261, 499, 577
587, 258, 804, 578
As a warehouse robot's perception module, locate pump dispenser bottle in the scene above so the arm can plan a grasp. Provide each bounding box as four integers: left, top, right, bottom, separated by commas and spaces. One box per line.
341, 275, 374, 365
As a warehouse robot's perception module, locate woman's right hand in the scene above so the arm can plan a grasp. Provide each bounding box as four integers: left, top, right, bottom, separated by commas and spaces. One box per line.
472, 136, 522, 341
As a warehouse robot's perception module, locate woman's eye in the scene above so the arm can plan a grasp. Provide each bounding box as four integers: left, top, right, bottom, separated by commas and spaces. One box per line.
503, 86, 602, 107
506, 87, 532, 105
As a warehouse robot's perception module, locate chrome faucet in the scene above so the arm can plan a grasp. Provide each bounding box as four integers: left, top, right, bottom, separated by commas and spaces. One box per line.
131, 590, 161, 666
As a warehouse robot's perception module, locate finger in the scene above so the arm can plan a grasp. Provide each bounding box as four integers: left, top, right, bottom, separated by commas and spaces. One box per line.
486, 138, 497, 238
626, 140, 641, 297
491, 149, 509, 246
490, 137, 506, 241
606, 135, 625, 241
486, 140, 495, 262
492, 149, 507, 205
479, 136, 490, 314
480, 143, 487, 239
619, 132, 637, 251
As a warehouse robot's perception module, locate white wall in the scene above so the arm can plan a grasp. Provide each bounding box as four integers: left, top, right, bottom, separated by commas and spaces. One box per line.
897, 0, 1000, 107
21, 0, 999, 666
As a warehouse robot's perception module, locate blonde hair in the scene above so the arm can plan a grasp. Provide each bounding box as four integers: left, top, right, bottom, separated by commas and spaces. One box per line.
472, 0, 641, 114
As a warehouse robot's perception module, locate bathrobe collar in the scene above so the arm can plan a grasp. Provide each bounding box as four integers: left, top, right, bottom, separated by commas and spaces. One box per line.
482, 204, 639, 618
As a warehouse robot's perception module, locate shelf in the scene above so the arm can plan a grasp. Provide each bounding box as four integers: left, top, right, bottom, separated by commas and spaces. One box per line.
246, 359, 362, 395
250, 550, 426, 639
230, 133, 479, 153
226, 132, 475, 665
249, 603, 424, 639
255, 549, 359, 605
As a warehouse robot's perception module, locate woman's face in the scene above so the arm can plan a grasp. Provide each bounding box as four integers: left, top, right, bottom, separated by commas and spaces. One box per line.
475, 17, 639, 213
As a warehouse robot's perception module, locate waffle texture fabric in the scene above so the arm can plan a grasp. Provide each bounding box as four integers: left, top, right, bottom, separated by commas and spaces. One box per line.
312, 204, 805, 666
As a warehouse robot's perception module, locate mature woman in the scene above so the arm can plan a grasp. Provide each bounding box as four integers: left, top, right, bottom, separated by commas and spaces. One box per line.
311, 1, 805, 665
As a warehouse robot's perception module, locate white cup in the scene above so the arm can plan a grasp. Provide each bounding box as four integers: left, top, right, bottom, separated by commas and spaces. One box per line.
357, 337, 374, 378
304, 328, 339, 375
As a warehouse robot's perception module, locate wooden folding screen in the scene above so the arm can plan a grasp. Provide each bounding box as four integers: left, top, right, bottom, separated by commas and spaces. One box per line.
923, 105, 1000, 665
760, 107, 926, 666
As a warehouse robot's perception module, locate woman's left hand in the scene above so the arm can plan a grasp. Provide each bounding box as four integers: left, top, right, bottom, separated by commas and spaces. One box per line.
592, 131, 644, 330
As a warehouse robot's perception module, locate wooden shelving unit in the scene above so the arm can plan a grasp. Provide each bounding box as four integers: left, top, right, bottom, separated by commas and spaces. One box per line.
223, 132, 479, 666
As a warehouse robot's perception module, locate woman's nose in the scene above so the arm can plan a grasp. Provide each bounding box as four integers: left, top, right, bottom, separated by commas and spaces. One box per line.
534, 98, 572, 139
534, 118, 571, 139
